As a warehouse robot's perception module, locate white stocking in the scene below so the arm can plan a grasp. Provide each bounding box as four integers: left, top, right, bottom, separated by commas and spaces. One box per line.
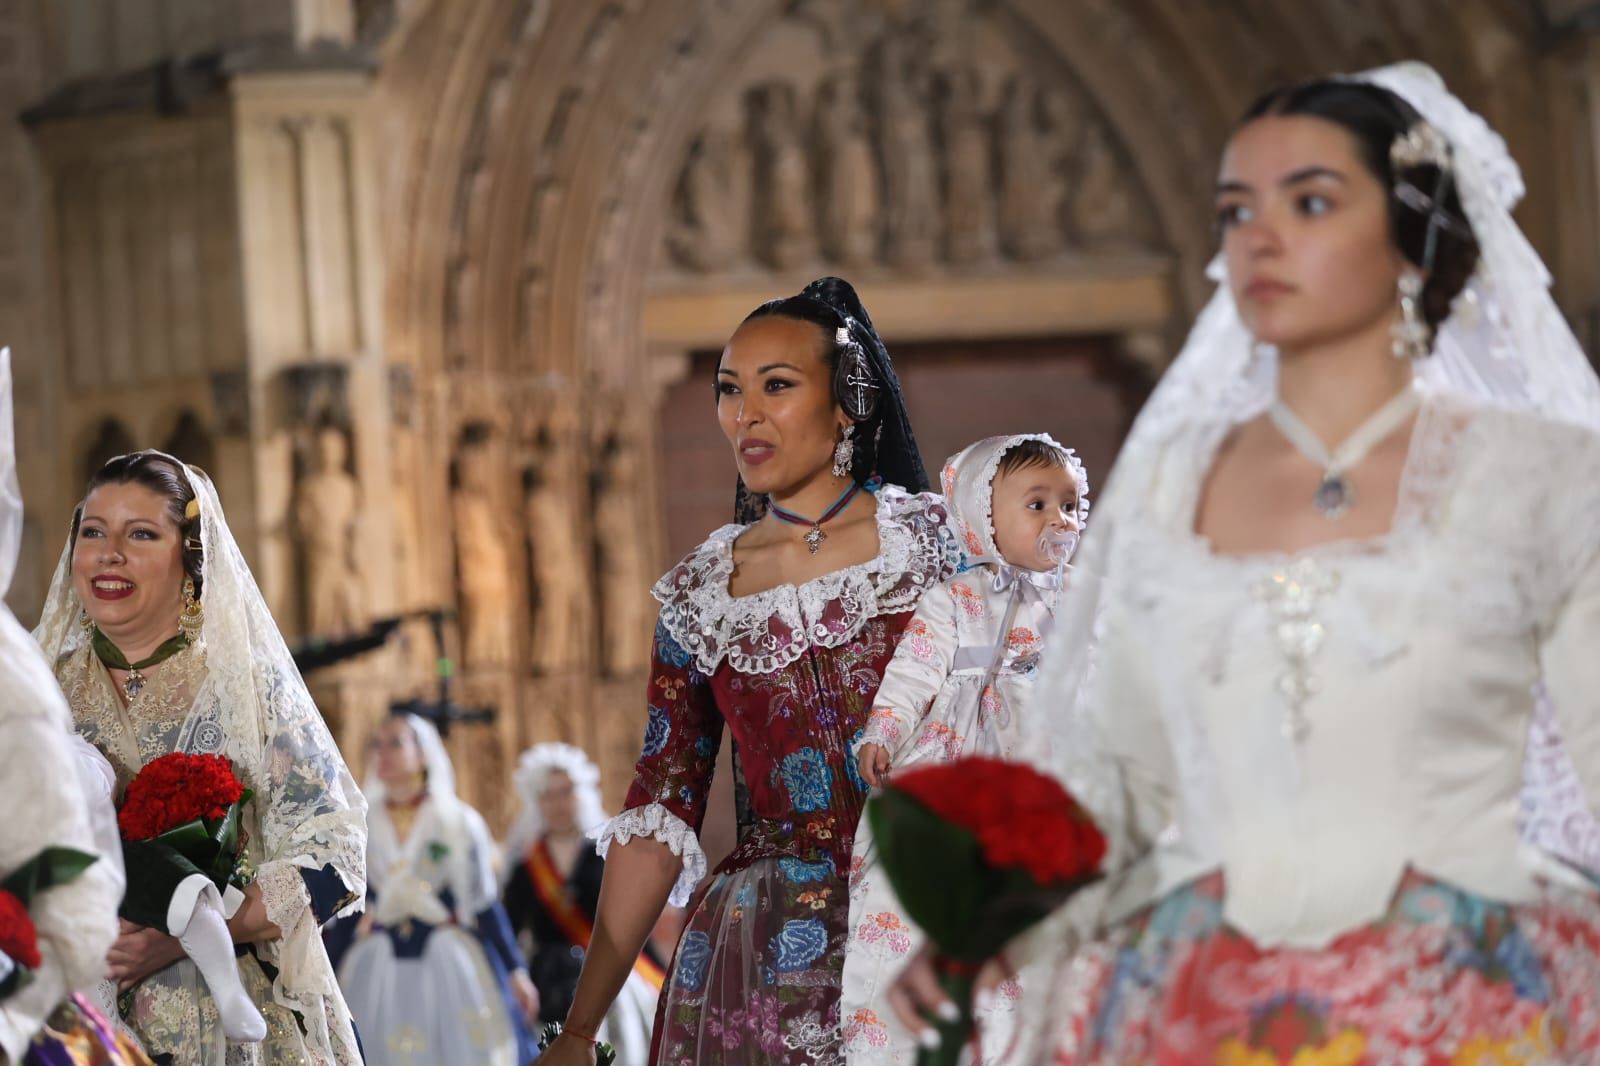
168, 875, 267, 1042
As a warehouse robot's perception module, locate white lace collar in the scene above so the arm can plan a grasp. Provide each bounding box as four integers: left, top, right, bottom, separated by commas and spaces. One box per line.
652, 485, 955, 676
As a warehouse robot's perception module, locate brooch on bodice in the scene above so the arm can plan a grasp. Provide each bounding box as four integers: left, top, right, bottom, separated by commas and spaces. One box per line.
1252, 557, 1340, 742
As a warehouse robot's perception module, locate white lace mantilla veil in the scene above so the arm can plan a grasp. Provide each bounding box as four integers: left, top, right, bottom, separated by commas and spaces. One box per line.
1002, 61, 1600, 1053
500, 742, 610, 887
31, 448, 368, 1063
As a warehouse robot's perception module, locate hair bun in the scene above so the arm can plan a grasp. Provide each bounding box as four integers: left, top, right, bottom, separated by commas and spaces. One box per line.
801, 276, 879, 339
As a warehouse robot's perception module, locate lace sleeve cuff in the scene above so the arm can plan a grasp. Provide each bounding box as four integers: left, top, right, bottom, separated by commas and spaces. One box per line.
595, 803, 706, 908
855, 707, 913, 759
255, 860, 313, 938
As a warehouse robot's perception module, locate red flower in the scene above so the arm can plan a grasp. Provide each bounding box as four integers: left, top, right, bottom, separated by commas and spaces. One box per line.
117, 753, 245, 841
888, 756, 1106, 886
0, 888, 40, 970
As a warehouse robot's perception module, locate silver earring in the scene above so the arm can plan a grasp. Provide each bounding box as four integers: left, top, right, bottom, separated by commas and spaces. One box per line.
832, 425, 855, 477
1391, 270, 1431, 360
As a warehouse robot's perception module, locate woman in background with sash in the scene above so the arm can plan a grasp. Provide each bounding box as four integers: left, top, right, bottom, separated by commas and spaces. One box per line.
502, 744, 661, 1066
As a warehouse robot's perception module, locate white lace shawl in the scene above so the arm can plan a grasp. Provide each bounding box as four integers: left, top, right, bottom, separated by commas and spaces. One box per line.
650, 485, 956, 677
33, 454, 367, 1065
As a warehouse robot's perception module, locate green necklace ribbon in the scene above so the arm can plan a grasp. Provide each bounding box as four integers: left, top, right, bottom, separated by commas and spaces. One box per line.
91, 628, 189, 700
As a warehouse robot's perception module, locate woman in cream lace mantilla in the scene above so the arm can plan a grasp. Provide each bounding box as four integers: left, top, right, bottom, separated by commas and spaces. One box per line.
34, 451, 366, 1066
890, 63, 1600, 1063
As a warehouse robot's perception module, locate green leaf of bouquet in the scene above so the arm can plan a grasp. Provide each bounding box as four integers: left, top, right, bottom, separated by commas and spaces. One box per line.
868, 789, 984, 946
2, 847, 98, 905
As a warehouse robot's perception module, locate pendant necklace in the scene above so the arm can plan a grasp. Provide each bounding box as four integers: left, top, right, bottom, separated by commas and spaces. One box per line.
767, 479, 864, 554
1267, 384, 1420, 520
91, 628, 189, 701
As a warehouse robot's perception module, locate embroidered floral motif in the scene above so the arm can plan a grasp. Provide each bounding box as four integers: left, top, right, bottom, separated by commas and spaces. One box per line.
912, 721, 963, 761
854, 911, 914, 957
949, 581, 985, 620
771, 918, 829, 973
843, 1008, 890, 1051
641, 704, 672, 757
779, 857, 832, 884
675, 931, 713, 993
656, 620, 695, 669
865, 707, 904, 745
780, 749, 832, 813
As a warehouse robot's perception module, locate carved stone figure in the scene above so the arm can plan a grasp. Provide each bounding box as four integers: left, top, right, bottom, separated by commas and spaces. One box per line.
874, 39, 941, 268
1070, 122, 1142, 249
666, 129, 749, 272
813, 72, 880, 266
936, 67, 993, 264
388, 426, 428, 612
294, 424, 365, 636
996, 76, 1062, 261
748, 83, 815, 270
525, 410, 593, 673
593, 432, 655, 677
453, 430, 517, 667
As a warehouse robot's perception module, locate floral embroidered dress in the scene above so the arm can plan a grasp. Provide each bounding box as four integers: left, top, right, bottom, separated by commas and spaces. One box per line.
841, 435, 1081, 1064
596, 485, 955, 1066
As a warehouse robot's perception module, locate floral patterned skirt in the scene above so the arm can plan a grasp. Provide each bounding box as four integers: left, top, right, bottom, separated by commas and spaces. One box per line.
652, 856, 847, 1066
1041, 870, 1600, 1065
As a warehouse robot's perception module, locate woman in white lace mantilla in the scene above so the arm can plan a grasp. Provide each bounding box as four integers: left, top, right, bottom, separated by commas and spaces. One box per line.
34, 451, 366, 1066
333, 713, 538, 1066
888, 64, 1600, 1063
536, 278, 957, 1066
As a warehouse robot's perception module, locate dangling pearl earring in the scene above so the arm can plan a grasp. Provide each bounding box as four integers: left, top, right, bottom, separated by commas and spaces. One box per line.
832, 424, 855, 478
1390, 270, 1431, 360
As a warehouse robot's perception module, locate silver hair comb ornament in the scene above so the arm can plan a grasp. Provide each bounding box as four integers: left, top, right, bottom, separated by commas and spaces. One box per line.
1390, 121, 1451, 171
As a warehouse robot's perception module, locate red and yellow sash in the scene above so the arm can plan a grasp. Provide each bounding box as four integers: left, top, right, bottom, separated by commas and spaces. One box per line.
525, 840, 666, 991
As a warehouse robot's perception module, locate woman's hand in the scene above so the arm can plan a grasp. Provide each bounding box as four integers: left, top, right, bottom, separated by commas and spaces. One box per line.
533, 1032, 598, 1065
885, 945, 1008, 1049
511, 968, 541, 1024
107, 919, 187, 991
858, 743, 892, 788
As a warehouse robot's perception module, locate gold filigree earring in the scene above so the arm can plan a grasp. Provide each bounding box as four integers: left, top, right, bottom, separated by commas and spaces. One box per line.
179, 577, 203, 641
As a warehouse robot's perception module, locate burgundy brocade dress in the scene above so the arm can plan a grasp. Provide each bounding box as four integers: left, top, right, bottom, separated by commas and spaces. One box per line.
596, 487, 956, 1066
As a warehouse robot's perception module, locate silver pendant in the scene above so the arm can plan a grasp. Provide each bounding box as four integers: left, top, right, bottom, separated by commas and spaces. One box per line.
1313, 474, 1354, 520
803, 526, 826, 554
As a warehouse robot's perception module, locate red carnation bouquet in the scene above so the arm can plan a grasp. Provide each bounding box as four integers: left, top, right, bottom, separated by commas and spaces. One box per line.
117, 753, 255, 931
0, 847, 98, 999
867, 756, 1106, 1066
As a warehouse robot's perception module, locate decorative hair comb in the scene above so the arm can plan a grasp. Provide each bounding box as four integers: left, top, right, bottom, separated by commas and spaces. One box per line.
1390, 121, 1451, 171
184, 498, 201, 520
